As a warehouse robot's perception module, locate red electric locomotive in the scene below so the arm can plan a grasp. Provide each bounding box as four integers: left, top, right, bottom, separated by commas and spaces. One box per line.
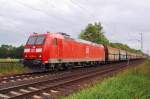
23, 32, 105, 70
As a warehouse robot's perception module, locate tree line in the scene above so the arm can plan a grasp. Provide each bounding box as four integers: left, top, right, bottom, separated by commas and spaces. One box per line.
0, 45, 24, 58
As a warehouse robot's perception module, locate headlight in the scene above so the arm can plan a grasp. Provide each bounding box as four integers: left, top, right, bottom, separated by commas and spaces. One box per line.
24, 48, 30, 52
38, 54, 42, 58
36, 48, 42, 52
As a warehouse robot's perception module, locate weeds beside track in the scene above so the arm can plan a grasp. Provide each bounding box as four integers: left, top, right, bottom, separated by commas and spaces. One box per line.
0, 62, 27, 76
64, 60, 149, 99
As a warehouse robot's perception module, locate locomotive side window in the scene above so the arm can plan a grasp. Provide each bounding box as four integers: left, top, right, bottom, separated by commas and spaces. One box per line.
54, 38, 58, 47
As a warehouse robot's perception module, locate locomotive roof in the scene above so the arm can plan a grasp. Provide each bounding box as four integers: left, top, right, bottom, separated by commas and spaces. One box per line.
55, 32, 103, 47
75, 39, 103, 47
30, 32, 103, 47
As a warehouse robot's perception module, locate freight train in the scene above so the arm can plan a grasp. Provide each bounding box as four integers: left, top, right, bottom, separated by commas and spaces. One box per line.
23, 32, 145, 70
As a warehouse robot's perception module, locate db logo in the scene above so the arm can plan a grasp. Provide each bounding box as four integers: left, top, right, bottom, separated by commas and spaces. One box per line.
31, 49, 36, 52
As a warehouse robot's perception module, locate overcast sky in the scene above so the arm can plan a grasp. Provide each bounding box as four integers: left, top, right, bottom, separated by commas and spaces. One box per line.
0, 0, 149, 54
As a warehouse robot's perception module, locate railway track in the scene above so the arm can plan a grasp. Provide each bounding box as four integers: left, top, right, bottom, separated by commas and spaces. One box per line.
0, 60, 144, 99
0, 72, 46, 85
0, 62, 119, 87
0, 61, 126, 89
0, 71, 74, 89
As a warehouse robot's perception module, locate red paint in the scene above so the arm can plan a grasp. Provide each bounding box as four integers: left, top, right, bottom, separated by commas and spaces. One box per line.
24, 33, 105, 64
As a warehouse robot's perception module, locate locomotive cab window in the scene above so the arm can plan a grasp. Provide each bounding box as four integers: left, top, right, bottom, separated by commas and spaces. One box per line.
35, 36, 45, 45
54, 38, 58, 47
27, 36, 45, 45
27, 36, 37, 45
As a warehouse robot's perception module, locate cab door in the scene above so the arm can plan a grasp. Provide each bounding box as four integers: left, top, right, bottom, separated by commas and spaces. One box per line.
53, 38, 59, 59
57, 38, 63, 61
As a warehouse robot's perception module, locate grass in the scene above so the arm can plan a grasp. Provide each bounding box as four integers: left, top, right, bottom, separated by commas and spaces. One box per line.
0, 63, 28, 76
63, 61, 150, 99
0, 58, 20, 62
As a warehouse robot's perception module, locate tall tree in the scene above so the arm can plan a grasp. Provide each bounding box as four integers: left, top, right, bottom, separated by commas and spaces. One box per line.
79, 22, 109, 45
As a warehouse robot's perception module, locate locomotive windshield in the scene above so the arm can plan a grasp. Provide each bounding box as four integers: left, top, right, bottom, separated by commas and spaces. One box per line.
27, 36, 45, 45
35, 36, 45, 45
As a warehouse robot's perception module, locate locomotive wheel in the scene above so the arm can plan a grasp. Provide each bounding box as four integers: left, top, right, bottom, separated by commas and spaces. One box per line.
58, 64, 62, 70
67, 63, 73, 70
56, 64, 64, 71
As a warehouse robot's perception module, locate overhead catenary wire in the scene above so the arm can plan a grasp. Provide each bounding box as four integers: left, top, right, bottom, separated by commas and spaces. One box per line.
70, 0, 97, 20
44, 0, 96, 24
15, 0, 100, 35
44, 0, 98, 23
15, 0, 78, 26
15, 0, 91, 33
